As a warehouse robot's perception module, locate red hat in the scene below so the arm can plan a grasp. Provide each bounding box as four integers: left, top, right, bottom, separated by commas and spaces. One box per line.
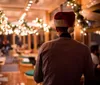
54, 12, 75, 27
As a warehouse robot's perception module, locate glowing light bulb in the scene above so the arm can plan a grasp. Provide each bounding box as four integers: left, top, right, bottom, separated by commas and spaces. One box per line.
83, 28, 86, 31
81, 31, 83, 34
84, 33, 87, 36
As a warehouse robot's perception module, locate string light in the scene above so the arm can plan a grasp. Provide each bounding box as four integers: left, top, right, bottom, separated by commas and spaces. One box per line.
84, 33, 87, 36
77, 23, 80, 26
0, 11, 51, 36
83, 28, 86, 31
36, 32, 39, 35
81, 30, 84, 34
29, 0, 33, 4
0, 11, 13, 35
66, 0, 92, 31
78, 19, 81, 23
25, 0, 33, 12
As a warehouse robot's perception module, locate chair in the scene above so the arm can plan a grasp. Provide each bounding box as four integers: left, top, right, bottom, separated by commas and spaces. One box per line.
24, 70, 36, 85
19, 61, 34, 73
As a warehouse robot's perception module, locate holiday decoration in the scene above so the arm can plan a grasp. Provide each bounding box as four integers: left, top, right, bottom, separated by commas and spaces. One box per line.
0, 11, 13, 35
66, 0, 92, 33
0, 10, 51, 36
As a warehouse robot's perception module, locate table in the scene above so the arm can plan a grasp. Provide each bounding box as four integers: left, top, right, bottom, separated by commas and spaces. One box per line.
0, 57, 8, 84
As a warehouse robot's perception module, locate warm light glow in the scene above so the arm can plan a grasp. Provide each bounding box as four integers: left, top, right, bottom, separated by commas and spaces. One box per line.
33, 30, 37, 33
81, 30, 83, 34
43, 24, 47, 27
78, 20, 81, 23
67, 2, 70, 4
46, 29, 49, 32
26, 6, 30, 9
74, 4, 77, 6
86, 20, 89, 23
25, 9, 29, 11
95, 31, 100, 35
67, 4, 70, 6
0, 31, 2, 34
77, 24, 80, 26
40, 19, 43, 22
84, 33, 87, 36
71, 6, 74, 9
36, 32, 39, 35
71, 3, 73, 6
83, 28, 86, 31
29, 1, 33, 4
36, 18, 39, 22
28, 3, 31, 7
20, 13, 26, 20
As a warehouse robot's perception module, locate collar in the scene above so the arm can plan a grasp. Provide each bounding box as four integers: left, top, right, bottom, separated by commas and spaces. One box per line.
60, 33, 71, 38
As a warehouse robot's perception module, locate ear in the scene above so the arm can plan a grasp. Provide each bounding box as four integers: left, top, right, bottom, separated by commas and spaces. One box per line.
68, 27, 74, 33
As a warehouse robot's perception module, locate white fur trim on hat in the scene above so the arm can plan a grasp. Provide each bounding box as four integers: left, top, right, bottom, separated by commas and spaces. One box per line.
54, 20, 68, 27
68, 27, 74, 33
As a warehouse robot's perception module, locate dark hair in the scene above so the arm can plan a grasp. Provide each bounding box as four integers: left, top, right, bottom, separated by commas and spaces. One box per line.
90, 45, 99, 53
56, 27, 68, 33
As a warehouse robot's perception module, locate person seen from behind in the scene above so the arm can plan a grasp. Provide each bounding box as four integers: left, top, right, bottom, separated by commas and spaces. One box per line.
34, 12, 94, 85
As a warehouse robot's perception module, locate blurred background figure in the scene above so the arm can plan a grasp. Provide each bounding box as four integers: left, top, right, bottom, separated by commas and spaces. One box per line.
90, 44, 100, 85
1, 39, 12, 56
90, 44, 100, 65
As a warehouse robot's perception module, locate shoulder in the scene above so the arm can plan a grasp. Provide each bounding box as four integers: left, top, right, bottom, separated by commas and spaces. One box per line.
73, 40, 90, 52
42, 38, 59, 47
39, 39, 58, 52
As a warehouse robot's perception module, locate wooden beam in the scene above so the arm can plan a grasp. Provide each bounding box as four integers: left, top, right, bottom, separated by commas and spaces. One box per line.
86, 27, 100, 33
75, 0, 81, 4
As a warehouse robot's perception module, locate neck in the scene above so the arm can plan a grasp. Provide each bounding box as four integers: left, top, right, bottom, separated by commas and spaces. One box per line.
59, 32, 71, 38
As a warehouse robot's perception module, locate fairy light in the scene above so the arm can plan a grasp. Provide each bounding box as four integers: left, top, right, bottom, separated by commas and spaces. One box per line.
67, 1, 70, 4
33, 30, 37, 33
74, 4, 77, 7
67, 4, 70, 6
83, 28, 86, 31
29, 0, 33, 4
36, 18, 39, 22
78, 19, 81, 23
84, 33, 87, 36
0, 11, 13, 35
86, 20, 89, 23
81, 30, 84, 34
40, 19, 43, 22
66, 0, 92, 31
71, 3, 73, 6
77, 23, 80, 26
28, 3, 31, 7
25, 0, 33, 12
36, 32, 39, 35
71, 6, 74, 9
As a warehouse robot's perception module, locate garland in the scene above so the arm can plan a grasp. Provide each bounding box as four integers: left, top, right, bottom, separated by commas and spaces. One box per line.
0, 11, 51, 36
0, 11, 13, 35
66, 0, 92, 31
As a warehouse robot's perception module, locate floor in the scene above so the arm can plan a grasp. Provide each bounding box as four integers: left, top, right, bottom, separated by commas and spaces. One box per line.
0, 56, 27, 85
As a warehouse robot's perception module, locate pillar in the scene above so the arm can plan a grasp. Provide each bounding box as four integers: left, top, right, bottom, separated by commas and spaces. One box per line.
33, 34, 37, 53
44, 32, 49, 42
43, 11, 50, 42
23, 36, 26, 46
12, 34, 16, 45
28, 34, 31, 50
83, 32, 91, 46
74, 25, 83, 42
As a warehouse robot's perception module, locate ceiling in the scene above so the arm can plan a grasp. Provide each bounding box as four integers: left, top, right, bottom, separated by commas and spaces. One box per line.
0, 0, 99, 29
0, 0, 66, 22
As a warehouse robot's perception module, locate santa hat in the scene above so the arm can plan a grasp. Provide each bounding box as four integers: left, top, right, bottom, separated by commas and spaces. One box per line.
54, 12, 75, 33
